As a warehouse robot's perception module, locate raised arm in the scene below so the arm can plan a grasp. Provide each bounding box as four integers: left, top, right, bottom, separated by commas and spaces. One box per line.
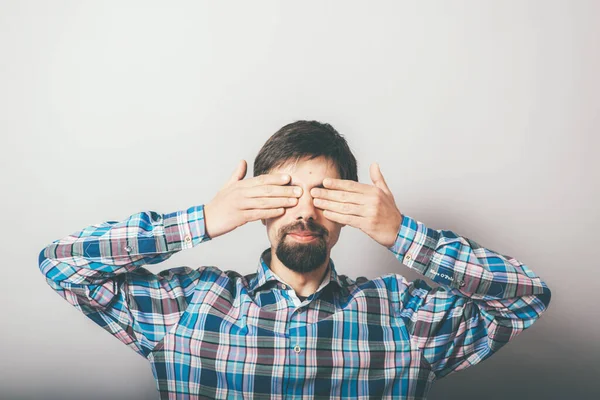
38, 206, 212, 358
37, 160, 305, 358
389, 214, 551, 378
309, 163, 551, 378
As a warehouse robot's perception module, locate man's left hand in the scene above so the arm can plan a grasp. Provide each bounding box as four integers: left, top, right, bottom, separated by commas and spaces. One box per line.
310, 163, 403, 248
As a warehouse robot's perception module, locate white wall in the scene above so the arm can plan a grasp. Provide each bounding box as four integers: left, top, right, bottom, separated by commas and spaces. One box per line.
1, 1, 598, 399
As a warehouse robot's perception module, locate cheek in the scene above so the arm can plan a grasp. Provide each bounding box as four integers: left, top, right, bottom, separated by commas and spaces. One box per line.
325, 224, 342, 244
265, 218, 285, 242
332, 228, 342, 242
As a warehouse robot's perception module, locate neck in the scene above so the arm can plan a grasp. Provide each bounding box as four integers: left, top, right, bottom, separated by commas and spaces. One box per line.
268, 248, 330, 297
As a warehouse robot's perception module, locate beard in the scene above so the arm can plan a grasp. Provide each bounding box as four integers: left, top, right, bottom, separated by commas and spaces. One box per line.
275, 220, 329, 273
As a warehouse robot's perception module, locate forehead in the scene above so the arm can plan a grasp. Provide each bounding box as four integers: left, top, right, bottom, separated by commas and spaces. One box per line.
271, 156, 340, 183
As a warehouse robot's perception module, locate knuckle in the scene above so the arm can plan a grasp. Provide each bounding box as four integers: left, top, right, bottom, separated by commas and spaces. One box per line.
241, 209, 251, 221
245, 187, 256, 198
234, 187, 245, 199
235, 197, 245, 209
251, 210, 262, 219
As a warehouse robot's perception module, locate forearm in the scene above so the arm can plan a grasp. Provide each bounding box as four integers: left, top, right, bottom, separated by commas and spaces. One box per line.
389, 214, 550, 303
391, 215, 551, 377
38, 205, 211, 286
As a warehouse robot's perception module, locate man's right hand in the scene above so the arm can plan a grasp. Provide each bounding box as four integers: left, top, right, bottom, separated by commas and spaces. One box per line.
203, 160, 303, 239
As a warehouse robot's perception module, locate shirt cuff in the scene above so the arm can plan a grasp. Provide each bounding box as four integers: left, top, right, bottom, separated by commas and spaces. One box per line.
163, 204, 211, 251
388, 214, 438, 279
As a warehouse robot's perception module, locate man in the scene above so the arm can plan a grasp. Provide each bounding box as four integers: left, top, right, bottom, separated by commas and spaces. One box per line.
38, 120, 551, 399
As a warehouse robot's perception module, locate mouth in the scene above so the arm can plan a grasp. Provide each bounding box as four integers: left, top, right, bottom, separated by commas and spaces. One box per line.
287, 232, 321, 243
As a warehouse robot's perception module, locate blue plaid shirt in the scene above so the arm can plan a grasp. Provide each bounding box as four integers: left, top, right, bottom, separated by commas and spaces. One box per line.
38, 204, 551, 399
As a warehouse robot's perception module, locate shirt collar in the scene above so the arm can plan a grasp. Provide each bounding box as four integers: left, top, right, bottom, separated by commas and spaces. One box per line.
248, 248, 344, 295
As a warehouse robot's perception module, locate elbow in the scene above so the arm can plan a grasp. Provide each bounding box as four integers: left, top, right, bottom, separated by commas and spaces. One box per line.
537, 284, 552, 312
38, 245, 56, 278
38, 247, 48, 275
523, 284, 551, 326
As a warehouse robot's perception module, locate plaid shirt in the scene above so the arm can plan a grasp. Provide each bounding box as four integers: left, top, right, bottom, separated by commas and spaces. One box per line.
38, 205, 551, 399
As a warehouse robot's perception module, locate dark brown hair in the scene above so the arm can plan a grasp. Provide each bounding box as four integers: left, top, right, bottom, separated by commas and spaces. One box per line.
253, 120, 358, 181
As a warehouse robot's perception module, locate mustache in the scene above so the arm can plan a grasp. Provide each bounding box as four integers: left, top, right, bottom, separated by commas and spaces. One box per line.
279, 220, 329, 238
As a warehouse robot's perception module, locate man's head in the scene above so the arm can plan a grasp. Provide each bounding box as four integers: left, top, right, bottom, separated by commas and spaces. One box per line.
253, 120, 358, 273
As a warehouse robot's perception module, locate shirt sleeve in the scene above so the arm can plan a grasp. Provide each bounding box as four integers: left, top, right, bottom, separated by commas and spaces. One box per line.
389, 214, 551, 379
38, 205, 212, 359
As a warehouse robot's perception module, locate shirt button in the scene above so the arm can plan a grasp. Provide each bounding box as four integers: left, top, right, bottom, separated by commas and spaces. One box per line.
124, 245, 132, 252
184, 235, 192, 243
405, 253, 412, 261
294, 345, 301, 353
281, 284, 287, 290
459, 281, 466, 287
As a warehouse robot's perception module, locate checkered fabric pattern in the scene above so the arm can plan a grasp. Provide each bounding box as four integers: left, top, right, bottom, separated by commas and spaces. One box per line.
39, 205, 550, 399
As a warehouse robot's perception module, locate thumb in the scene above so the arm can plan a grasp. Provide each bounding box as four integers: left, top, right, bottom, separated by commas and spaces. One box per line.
370, 162, 391, 194
227, 160, 247, 185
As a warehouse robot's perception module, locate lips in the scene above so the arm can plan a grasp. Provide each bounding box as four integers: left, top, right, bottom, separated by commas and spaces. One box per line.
289, 231, 320, 237
287, 231, 321, 242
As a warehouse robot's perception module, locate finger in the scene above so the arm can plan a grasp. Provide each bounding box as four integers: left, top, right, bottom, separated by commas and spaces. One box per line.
370, 162, 391, 194
238, 173, 291, 188
322, 209, 364, 228
322, 178, 374, 194
314, 198, 364, 216
243, 207, 285, 222
310, 187, 365, 205
244, 185, 303, 198
241, 197, 298, 210
228, 160, 247, 185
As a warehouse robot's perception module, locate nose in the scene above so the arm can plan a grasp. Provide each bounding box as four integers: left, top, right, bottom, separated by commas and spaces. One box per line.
292, 187, 318, 221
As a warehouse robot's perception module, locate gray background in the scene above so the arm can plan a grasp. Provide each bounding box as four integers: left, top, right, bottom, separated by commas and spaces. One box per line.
1, 1, 598, 399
